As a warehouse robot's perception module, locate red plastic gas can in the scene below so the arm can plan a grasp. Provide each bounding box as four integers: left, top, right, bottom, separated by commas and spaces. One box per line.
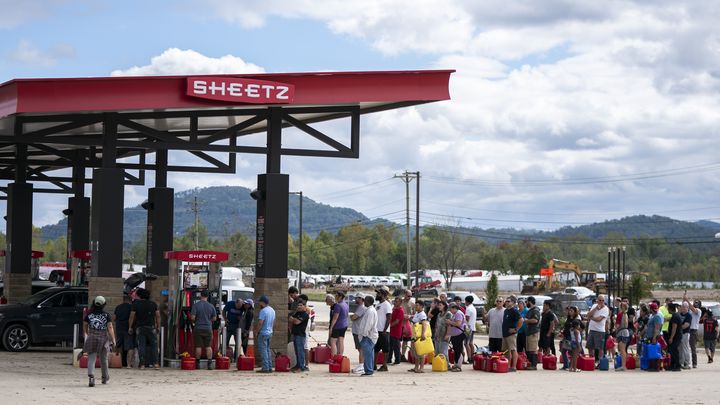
448, 348, 455, 364
215, 356, 230, 370
237, 355, 255, 371
578, 355, 595, 371
516, 351, 528, 370
542, 354, 557, 370
328, 355, 351, 373
473, 354, 484, 370
313, 344, 331, 364
626, 355, 636, 370
181, 356, 196, 370
493, 357, 509, 373
275, 354, 290, 372
79, 353, 101, 369
376, 351, 384, 365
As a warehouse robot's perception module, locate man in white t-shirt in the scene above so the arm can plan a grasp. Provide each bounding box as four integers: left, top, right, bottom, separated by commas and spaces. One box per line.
374, 287, 393, 372
684, 292, 701, 368
464, 296, 477, 363
586, 295, 609, 366
485, 297, 505, 353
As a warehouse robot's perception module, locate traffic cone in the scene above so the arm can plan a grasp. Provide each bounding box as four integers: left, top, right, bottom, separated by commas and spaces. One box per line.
247, 331, 255, 358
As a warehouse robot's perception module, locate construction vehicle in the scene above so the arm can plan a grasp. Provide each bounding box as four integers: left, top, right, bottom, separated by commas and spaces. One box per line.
521, 258, 582, 294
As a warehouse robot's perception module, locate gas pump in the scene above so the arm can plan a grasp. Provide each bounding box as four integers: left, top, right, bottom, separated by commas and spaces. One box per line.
164, 250, 227, 363
0, 250, 44, 280
68, 250, 91, 286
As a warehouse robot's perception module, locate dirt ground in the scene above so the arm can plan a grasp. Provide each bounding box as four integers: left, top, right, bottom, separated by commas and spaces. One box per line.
1, 339, 719, 405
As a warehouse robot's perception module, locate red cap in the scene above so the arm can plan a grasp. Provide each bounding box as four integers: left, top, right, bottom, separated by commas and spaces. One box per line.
649, 302, 659, 311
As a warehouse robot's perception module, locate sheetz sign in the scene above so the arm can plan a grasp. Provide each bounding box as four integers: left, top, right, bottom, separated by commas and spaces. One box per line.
186, 77, 295, 104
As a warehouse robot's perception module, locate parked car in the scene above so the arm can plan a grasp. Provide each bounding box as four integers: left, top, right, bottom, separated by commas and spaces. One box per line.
0, 286, 88, 351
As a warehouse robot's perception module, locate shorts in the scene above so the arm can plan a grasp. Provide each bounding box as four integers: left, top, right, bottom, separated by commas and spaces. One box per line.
466, 331, 475, 344
374, 332, 390, 353
331, 327, 347, 339
353, 333, 361, 350
502, 334, 517, 352
616, 335, 630, 344
586, 330, 605, 351
704, 339, 716, 352
194, 329, 212, 347
526, 332, 539, 352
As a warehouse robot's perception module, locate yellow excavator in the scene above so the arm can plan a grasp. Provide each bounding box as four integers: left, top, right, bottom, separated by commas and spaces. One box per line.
522, 258, 606, 294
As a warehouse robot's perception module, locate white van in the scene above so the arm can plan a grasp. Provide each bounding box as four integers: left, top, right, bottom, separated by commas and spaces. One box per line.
221, 279, 254, 305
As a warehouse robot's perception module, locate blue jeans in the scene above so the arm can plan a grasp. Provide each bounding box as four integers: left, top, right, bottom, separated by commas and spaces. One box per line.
293, 335, 307, 369
258, 333, 272, 371
361, 337, 375, 375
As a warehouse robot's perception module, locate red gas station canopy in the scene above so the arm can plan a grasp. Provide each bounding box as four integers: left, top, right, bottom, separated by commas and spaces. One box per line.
0, 70, 453, 119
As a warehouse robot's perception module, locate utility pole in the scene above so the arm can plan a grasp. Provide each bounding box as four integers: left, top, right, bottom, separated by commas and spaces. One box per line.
290, 191, 303, 293
394, 171, 419, 289
189, 196, 201, 250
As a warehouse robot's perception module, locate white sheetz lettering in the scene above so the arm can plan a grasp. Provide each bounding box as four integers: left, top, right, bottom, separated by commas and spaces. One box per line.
187, 78, 294, 103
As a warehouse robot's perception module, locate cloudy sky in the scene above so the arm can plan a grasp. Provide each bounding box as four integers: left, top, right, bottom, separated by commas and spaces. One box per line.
1, 0, 720, 232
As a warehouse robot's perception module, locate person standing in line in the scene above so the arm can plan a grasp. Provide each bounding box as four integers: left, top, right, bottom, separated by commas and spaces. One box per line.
350, 292, 367, 372
289, 300, 310, 372
329, 291, 349, 357
324, 294, 336, 349
388, 296, 405, 365
501, 296, 523, 372
539, 300, 558, 357
409, 300, 429, 373
433, 301, 451, 360
660, 298, 673, 342
516, 299, 528, 354
83, 296, 116, 387
702, 310, 718, 363
113, 295, 134, 368
374, 286, 392, 372
428, 298, 440, 335
255, 295, 275, 373
585, 294, 609, 367
569, 319, 582, 373
679, 302, 693, 369
667, 303, 683, 372
128, 288, 160, 369
298, 294, 311, 369
447, 303, 466, 372
684, 292, 702, 368
524, 296, 541, 370
615, 302, 630, 371
239, 299, 254, 356
189, 290, 218, 370
464, 295, 477, 363
635, 304, 649, 357
400, 289, 415, 361
485, 297, 505, 353
357, 296, 379, 376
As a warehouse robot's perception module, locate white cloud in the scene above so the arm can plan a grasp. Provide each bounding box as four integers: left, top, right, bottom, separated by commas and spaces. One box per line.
10, 40, 76, 67
110, 48, 264, 76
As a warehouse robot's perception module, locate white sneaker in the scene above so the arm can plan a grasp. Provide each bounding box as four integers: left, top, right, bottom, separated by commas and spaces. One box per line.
352, 365, 364, 374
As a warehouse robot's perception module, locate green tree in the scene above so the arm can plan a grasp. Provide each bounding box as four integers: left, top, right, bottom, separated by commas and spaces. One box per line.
486, 273, 499, 311
421, 226, 473, 289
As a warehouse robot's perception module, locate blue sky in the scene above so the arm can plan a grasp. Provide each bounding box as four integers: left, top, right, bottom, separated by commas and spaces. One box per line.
2, 1, 720, 232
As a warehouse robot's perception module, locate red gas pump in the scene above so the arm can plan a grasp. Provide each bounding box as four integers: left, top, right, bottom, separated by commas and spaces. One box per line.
165, 250, 227, 363
0, 250, 45, 280
68, 250, 91, 286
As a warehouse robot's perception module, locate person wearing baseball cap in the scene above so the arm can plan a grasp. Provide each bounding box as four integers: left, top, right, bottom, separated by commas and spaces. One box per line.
83, 296, 116, 387
646, 301, 663, 344
239, 299, 254, 356
350, 292, 367, 372
255, 295, 275, 373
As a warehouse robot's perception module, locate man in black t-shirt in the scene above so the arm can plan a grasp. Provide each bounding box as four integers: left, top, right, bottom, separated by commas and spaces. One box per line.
702, 314, 718, 363
667, 304, 682, 371
129, 288, 160, 369
113, 295, 135, 367
539, 301, 558, 356
290, 301, 310, 372
501, 296, 523, 372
